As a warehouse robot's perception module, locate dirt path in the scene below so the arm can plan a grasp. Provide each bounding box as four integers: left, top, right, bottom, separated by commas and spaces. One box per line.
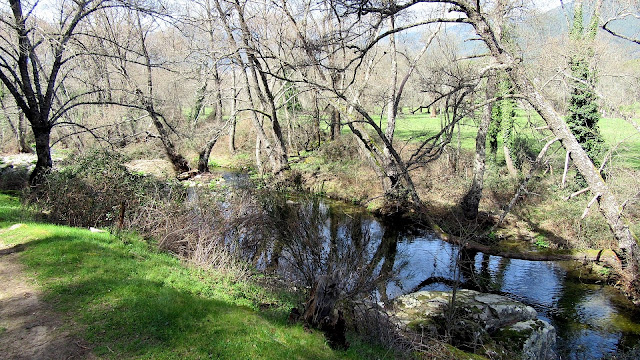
0, 239, 94, 360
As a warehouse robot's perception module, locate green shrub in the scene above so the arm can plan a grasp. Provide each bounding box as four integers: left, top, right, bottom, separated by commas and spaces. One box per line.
28, 149, 183, 228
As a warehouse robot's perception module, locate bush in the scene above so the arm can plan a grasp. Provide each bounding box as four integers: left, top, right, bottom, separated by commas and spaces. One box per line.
0, 165, 30, 190
28, 149, 179, 228
317, 136, 361, 162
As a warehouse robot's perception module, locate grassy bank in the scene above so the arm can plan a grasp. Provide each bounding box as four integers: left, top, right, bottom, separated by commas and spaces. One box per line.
0, 192, 390, 359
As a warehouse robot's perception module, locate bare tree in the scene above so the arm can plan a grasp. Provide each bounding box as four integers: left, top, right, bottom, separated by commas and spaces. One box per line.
331, 0, 640, 298
0, 0, 124, 183
213, 0, 290, 175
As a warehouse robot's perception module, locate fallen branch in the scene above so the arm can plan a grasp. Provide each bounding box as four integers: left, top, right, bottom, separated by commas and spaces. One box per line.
564, 187, 590, 201
581, 193, 601, 220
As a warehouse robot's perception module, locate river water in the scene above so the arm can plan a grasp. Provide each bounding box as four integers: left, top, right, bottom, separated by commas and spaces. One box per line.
214, 171, 640, 359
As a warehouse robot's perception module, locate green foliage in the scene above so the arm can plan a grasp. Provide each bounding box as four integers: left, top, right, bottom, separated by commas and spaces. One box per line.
567, 1, 606, 169
283, 81, 302, 112
488, 104, 502, 159
510, 136, 542, 170
489, 76, 518, 165
534, 235, 550, 249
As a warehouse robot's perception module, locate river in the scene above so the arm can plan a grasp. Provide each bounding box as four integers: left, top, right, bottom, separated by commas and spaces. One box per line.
214, 170, 640, 359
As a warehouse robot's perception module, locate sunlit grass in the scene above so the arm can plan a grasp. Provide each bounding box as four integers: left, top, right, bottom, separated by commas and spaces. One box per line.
389, 110, 640, 169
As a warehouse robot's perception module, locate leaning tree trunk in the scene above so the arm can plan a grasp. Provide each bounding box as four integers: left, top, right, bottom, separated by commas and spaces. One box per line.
197, 138, 218, 173
148, 112, 190, 174
465, 2, 640, 292
461, 73, 495, 220
137, 13, 190, 175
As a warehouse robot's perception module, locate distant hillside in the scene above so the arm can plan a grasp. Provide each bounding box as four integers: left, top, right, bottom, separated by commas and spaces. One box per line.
537, 0, 639, 57
397, 1, 639, 58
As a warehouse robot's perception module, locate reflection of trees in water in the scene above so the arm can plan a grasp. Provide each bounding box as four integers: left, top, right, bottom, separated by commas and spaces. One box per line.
459, 249, 510, 292
278, 196, 400, 300
551, 279, 599, 359
226, 190, 402, 301
230, 193, 404, 348
410, 247, 511, 294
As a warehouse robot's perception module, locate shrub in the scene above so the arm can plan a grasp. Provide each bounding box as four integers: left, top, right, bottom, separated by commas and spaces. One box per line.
28, 149, 179, 228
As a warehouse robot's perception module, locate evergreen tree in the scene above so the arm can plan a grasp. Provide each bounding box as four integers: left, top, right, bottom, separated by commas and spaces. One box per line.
489, 75, 518, 171
566, 2, 605, 169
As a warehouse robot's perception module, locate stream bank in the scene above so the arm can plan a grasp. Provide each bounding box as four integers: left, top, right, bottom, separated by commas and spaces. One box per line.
208, 169, 640, 359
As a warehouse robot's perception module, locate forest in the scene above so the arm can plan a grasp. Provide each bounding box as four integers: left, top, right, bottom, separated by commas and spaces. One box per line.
1, 0, 640, 359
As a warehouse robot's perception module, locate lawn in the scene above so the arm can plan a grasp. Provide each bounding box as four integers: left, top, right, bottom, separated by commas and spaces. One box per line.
389, 110, 640, 169
0, 192, 391, 359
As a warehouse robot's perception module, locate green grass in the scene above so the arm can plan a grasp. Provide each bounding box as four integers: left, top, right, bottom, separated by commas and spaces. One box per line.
394, 113, 478, 150
389, 110, 640, 169
0, 192, 391, 359
599, 117, 640, 169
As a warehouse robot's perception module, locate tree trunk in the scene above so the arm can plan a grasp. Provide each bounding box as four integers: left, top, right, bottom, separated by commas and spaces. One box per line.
504, 145, 517, 176
12, 114, 32, 153
228, 110, 237, 154
465, 3, 640, 293
228, 72, 238, 154
198, 137, 218, 173
315, 95, 322, 147
30, 125, 52, 185
197, 64, 225, 173
460, 74, 495, 219
149, 113, 191, 174
329, 104, 340, 140
255, 135, 264, 176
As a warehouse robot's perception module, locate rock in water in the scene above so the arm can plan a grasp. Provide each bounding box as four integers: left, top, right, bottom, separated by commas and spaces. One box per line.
392, 289, 556, 359
497, 319, 556, 360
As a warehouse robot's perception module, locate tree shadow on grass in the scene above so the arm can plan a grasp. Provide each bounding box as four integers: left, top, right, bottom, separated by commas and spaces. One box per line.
18, 235, 339, 360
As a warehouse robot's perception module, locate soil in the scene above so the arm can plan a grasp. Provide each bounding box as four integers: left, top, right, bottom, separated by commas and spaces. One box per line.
0, 239, 94, 360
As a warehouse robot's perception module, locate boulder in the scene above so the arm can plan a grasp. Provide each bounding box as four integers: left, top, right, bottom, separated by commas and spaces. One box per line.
498, 319, 556, 360
392, 289, 555, 359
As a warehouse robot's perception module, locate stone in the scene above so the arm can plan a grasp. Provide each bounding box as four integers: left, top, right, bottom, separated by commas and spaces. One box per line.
498, 319, 556, 360
392, 289, 556, 360
8, 223, 25, 231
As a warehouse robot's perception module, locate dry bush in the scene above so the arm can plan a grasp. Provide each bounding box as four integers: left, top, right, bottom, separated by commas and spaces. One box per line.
27, 149, 253, 276
129, 188, 252, 279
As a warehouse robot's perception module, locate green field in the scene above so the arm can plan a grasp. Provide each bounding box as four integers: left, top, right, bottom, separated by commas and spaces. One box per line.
388, 110, 640, 169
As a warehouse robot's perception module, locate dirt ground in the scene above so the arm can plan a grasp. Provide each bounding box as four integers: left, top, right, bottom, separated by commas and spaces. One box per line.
0, 238, 94, 360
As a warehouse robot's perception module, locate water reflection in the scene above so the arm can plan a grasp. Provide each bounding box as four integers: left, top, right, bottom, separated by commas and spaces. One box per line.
222, 185, 639, 359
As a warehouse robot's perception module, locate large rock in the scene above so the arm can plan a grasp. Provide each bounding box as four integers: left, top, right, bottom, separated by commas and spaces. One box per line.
392, 289, 556, 359
498, 319, 556, 360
